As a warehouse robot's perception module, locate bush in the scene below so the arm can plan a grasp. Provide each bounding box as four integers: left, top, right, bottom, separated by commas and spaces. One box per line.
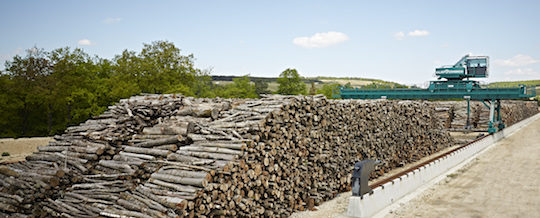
1, 152, 10, 156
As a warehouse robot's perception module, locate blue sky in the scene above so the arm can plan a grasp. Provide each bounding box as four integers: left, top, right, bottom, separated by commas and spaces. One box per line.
1, 0, 540, 85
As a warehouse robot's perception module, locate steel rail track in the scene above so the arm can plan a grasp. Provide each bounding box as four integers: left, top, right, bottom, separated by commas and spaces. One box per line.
369, 133, 489, 189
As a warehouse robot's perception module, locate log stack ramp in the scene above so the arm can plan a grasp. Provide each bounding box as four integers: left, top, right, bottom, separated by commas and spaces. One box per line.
0, 94, 535, 217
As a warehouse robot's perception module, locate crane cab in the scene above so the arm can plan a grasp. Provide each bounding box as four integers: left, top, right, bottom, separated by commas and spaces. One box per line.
466, 56, 488, 77
435, 55, 489, 80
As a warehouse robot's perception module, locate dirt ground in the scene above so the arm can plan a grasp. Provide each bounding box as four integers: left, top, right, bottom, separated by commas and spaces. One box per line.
387, 116, 540, 218
0, 137, 53, 163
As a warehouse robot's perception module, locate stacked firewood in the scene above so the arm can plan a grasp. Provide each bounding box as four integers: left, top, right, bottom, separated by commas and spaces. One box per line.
43, 96, 454, 217
0, 94, 187, 216
190, 97, 455, 217
432, 101, 457, 128
1, 94, 536, 217
26, 95, 291, 217
501, 100, 538, 126
430, 100, 538, 130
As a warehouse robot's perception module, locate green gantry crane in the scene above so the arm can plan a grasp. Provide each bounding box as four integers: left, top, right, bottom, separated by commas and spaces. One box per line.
332, 54, 536, 133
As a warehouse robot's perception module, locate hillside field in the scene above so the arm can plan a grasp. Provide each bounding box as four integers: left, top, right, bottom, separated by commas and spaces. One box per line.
212, 76, 404, 92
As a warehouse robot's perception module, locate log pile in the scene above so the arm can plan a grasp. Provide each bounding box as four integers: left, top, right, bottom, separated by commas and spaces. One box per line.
432, 101, 457, 129
0, 94, 188, 216
181, 97, 454, 217
0, 94, 536, 217
31, 96, 290, 217
501, 100, 538, 126
430, 100, 538, 130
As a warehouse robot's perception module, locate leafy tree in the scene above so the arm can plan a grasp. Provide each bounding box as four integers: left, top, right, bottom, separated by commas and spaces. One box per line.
139, 41, 197, 94
219, 76, 258, 98
254, 80, 269, 96
317, 83, 341, 99
190, 70, 216, 98
3, 47, 51, 136
49, 47, 101, 131
276, 68, 306, 95
0, 74, 19, 137
112, 40, 200, 96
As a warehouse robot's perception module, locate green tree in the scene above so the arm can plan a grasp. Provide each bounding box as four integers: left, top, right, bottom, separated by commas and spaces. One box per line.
0, 74, 20, 137
139, 41, 197, 94
49, 47, 102, 132
219, 76, 258, 98
317, 83, 341, 99
254, 80, 269, 96
190, 69, 216, 98
276, 68, 306, 95
3, 47, 52, 136
112, 40, 200, 96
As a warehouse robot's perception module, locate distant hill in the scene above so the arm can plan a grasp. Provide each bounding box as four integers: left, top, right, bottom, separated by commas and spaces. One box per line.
211, 75, 321, 83
487, 80, 540, 88
487, 80, 540, 101
211, 75, 405, 91
312, 76, 405, 87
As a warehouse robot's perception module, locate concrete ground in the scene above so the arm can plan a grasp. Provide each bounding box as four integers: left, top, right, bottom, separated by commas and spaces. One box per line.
388, 116, 540, 218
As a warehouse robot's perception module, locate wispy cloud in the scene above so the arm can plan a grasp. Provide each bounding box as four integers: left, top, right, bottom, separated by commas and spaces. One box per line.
494, 54, 539, 67
103, 17, 122, 24
293, 31, 349, 48
394, 29, 430, 40
78, 39, 94, 46
503, 68, 539, 76
393, 32, 405, 40
408, 30, 430, 37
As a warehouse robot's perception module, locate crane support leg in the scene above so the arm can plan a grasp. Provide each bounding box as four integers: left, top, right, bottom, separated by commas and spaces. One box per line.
497, 100, 505, 130
484, 99, 505, 133
466, 98, 471, 129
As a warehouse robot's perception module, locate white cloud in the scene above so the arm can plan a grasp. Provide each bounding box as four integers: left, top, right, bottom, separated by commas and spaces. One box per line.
103, 17, 122, 24
293, 31, 349, 48
494, 54, 539, 67
78, 39, 93, 46
408, 30, 430, 37
503, 68, 540, 76
393, 32, 405, 40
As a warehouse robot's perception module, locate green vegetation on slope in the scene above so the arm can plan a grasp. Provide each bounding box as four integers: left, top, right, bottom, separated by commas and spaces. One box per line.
487, 80, 540, 88
487, 80, 540, 104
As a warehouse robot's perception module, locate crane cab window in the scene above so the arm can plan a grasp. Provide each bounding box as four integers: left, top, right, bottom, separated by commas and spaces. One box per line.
466, 58, 488, 77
